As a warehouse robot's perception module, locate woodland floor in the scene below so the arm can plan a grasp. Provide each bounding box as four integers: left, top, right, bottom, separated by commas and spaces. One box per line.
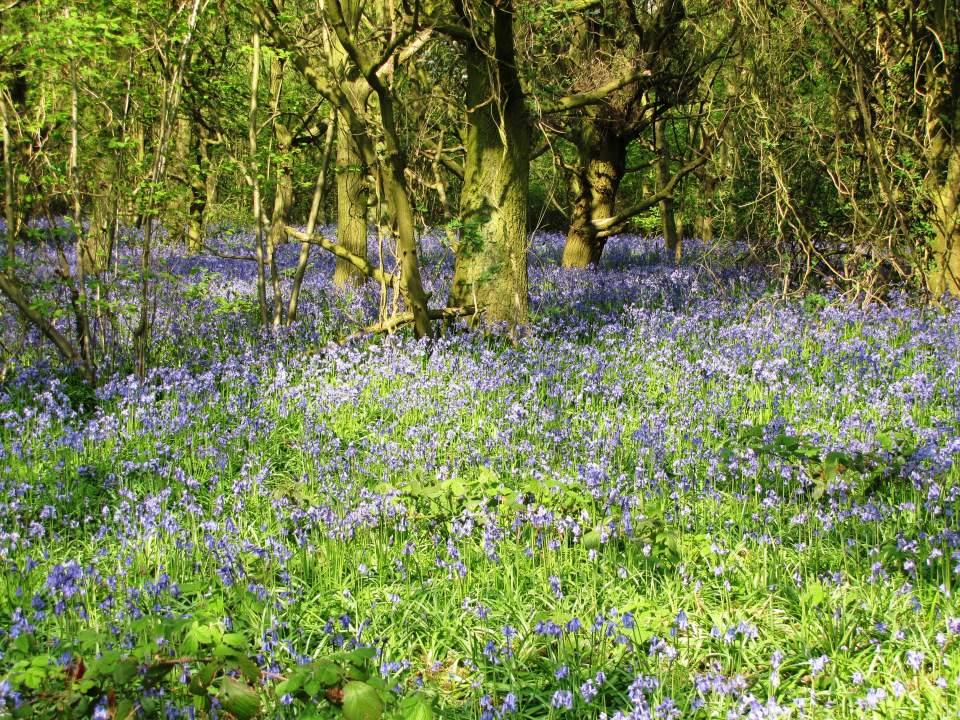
1, 230, 959, 719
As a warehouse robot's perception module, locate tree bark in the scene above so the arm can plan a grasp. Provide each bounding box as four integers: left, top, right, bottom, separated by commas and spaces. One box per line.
450, 2, 529, 329
655, 118, 681, 263
186, 124, 206, 254
248, 31, 269, 327
288, 110, 336, 323
267, 49, 292, 327
333, 110, 368, 287
1, 97, 17, 263
922, 3, 960, 298
83, 185, 116, 272
561, 120, 625, 268
926, 145, 960, 297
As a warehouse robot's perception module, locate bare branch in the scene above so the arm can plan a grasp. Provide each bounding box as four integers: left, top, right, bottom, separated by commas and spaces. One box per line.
540, 67, 654, 116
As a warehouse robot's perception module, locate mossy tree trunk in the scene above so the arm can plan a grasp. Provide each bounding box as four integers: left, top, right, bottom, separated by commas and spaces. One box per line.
561, 119, 625, 268
450, 1, 529, 329
333, 102, 368, 287
922, 2, 960, 298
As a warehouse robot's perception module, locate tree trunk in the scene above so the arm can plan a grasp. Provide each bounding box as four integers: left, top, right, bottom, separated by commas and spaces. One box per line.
655, 119, 681, 263
248, 31, 269, 327
288, 110, 336, 323
267, 51, 292, 327
450, 4, 529, 329
2, 98, 18, 262
82, 187, 115, 273
926, 145, 960, 297
333, 113, 368, 287
186, 125, 206, 254
694, 168, 717, 243
561, 120, 625, 268
922, 8, 960, 299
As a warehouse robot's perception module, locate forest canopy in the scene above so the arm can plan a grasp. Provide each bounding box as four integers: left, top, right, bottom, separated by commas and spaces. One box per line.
0, 0, 958, 381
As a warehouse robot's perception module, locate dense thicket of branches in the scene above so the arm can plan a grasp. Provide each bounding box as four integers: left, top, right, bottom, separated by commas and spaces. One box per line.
1, 0, 957, 381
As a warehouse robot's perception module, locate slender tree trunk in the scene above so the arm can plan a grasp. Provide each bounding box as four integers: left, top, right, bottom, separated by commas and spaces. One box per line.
1, 98, 17, 263
267, 49, 291, 327
333, 109, 368, 286
450, 3, 529, 329
377, 133, 432, 338
135, 0, 203, 377
84, 187, 116, 272
695, 168, 717, 243
248, 31, 269, 327
288, 110, 336, 323
655, 119, 681, 263
68, 61, 94, 378
562, 120, 625, 268
187, 124, 207, 254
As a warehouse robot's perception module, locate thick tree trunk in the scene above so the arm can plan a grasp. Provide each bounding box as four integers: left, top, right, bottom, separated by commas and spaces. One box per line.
922, 21, 960, 299
333, 115, 368, 287
926, 146, 960, 297
655, 119, 681, 263
561, 121, 625, 268
450, 5, 529, 328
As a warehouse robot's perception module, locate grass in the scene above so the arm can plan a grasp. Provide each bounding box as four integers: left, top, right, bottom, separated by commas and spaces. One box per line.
0, 233, 958, 719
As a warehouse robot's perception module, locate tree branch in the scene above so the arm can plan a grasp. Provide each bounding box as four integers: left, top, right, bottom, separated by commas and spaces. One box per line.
339, 305, 478, 343
0, 271, 92, 382
540, 67, 653, 115
284, 225, 392, 285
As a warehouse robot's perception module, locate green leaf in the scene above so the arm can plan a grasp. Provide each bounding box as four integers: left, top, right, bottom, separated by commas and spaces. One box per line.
582, 528, 602, 550
143, 663, 172, 686
802, 582, 826, 608
304, 659, 342, 695
113, 659, 139, 685
345, 648, 377, 666
222, 633, 249, 650
231, 655, 262, 684
189, 662, 220, 695
218, 677, 261, 720
342, 681, 384, 720
116, 699, 135, 720
397, 693, 434, 720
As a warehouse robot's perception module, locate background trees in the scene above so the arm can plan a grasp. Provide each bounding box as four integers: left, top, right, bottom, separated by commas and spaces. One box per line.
1, 0, 958, 380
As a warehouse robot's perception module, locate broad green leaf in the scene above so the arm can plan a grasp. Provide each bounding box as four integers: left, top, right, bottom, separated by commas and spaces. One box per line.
218, 677, 261, 719
342, 681, 384, 720
397, 693, 434, 720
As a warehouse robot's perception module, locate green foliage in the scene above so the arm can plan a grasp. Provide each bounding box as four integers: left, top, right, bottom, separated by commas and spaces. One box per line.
2, 613, 433, 720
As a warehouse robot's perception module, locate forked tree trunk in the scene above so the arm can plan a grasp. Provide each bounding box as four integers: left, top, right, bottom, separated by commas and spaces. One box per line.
655, 119, 681, 263
561, 121, 625, 268
450, 5, 529, 328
